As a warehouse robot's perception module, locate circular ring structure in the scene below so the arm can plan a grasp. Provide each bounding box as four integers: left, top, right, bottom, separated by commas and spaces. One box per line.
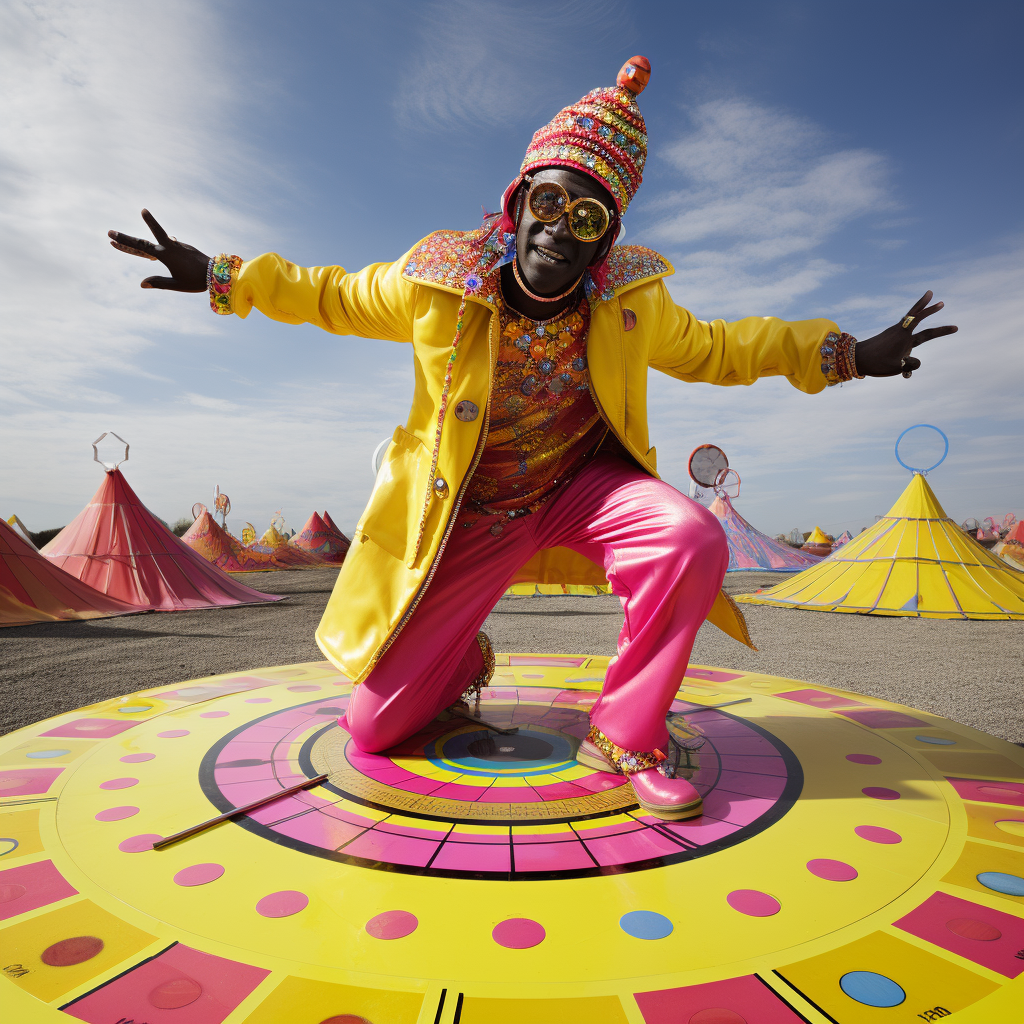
895, 423, 949, 475
1, 656, 1022, 1023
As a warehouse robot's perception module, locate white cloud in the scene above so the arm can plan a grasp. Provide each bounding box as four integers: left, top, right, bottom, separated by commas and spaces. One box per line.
640, 99, 893, 316
181, 393, 241, 413
393, 0, 629, 132
0, 0, 269, 408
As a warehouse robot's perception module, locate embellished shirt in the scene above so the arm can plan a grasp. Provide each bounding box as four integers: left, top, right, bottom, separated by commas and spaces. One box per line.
465, 287, 607, 515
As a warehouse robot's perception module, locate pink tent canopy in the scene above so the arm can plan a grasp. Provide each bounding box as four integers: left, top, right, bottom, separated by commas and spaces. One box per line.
709, 493, 822, 572
42, 469, 281, 611
181, 512, 280, 574
321, 510, 352, 549
1, 517, 138, 627
292, 512, 349, 564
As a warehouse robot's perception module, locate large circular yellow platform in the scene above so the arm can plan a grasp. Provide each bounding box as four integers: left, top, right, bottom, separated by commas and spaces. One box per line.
2, 655, 1023, 1023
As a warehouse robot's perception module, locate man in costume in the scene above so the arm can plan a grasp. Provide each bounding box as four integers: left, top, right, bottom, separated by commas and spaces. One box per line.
109, 57, 956, 820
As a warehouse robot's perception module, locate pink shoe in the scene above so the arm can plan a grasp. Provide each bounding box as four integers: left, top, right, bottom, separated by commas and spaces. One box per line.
629, 768, 703, 820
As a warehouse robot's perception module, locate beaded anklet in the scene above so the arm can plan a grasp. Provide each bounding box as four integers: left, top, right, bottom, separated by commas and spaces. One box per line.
461, 631, 495, 706
586, 725, 666, 775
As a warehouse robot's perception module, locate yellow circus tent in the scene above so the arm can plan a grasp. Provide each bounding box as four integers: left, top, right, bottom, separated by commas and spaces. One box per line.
801, 525, 833, 557
505, 582, 611, 596
735, 473, 1024, 619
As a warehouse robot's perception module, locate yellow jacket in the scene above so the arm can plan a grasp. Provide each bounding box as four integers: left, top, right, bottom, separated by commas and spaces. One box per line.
227, 229, 838, 682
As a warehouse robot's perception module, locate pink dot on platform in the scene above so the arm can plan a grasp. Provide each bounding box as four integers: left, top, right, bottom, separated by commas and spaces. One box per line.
0, 883, 27, 902
157, 730, 189, 738
119, 834, 162, 853
846, 754, 882, 764
492, 918, 545, 948
200, 710, 229, 718
945, 917, 1001, 941
287, 684, 321, 692
862, 786, 900, 800
366, 910, 418, 939
120, 752, 155, 763
246, 698, 272, 704
726, 889, 780, 917
173, 863, 225, 886
100, 777, 138, 790
149, 977, 203, 1009
257, 889, 308, 918
807, 858, 858, 881
979, 785, 1020, 798
689, 1009, 747, 1024
41, 936, 104, 966
95, 806, 138, 821
855, 825, 902, 844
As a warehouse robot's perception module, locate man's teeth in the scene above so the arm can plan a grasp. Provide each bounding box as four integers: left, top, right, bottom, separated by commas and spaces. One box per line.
535, 246, 566, 263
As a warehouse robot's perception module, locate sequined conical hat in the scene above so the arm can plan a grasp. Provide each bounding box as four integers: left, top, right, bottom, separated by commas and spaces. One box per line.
517, 56, 650, 215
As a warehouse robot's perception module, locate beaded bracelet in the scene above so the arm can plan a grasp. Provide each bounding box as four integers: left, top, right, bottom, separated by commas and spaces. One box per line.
208, 254, 242, 315
820, 331, 862, 386
586, 725, 666, 775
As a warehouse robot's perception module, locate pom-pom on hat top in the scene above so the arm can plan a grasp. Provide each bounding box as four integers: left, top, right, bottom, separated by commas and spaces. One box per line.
519, 56, 650, 215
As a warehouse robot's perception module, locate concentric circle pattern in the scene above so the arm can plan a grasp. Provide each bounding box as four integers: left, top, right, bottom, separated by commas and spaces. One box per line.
1, 655, 1023, 1024
198, 685, 798, 878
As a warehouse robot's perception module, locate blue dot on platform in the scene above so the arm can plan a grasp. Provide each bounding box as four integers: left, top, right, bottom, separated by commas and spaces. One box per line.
839, 971, 905, 1007
27, 749, 70, 759
977, 871, 1024, 896
914, 735, 956, 745
619, 910, 673, 940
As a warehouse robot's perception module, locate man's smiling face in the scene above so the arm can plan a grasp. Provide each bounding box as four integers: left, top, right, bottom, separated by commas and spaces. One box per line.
514, 167, 615, 296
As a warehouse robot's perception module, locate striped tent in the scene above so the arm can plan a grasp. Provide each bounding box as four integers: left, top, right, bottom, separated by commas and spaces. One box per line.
736, 473, 1024, 619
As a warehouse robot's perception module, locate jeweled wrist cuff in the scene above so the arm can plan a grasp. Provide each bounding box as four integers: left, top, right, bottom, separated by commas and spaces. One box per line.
587, 725, 666, 775
820, 331, 862, 386
209, 254, 242, 315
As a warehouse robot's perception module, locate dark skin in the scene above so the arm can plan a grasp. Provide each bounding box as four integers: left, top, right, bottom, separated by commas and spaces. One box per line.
108, 174, 957, 377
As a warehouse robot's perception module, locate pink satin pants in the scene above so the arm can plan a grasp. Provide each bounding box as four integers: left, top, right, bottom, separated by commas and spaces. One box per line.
346, 454, 729, 755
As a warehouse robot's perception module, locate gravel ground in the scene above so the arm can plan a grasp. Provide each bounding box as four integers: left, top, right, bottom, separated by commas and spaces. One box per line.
2, 569, 1022, 743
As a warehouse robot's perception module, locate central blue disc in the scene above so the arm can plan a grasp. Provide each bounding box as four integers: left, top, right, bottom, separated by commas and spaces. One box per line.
430, 728, 576, 777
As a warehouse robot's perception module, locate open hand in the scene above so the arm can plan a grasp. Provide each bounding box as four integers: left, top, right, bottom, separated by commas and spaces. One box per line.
107, 210, 209, 292
855, 291, 958, 378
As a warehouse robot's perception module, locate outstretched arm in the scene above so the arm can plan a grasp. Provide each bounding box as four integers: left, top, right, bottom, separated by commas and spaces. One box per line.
108, 210, 420, 342
648, 283, 957, 391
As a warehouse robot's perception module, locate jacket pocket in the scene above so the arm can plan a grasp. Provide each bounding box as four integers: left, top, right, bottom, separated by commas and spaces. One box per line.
358, 425, 431, 562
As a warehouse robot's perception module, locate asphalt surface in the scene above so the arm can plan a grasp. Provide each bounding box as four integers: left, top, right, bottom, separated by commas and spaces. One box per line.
3, 569, 1022, 742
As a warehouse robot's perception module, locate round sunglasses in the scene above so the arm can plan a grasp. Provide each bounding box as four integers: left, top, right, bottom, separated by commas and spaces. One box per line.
523, 175, 612, 242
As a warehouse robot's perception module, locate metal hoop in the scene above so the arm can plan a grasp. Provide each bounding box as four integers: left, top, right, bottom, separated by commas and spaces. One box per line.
894, 424, 948, 475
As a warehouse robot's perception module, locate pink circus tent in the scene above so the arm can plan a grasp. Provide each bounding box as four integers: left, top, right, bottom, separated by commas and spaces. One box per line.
2, 517, 138, 627
292, 512, 349, 564
181, 511, 280, 574
709, 493, 822, 573
322, 510, 351, 548
42, 469, 281, 611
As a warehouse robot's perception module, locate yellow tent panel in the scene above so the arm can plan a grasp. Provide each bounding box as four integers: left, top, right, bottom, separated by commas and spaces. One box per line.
736, 473, 1024, 619
504, 582, 612, 597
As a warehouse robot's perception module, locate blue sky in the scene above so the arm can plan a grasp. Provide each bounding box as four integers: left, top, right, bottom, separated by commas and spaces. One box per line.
2, 0, 1021, 539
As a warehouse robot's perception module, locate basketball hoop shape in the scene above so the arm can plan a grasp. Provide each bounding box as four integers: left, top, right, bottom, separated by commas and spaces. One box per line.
213, 485, 231, 527
92, 431, 129, 470
241, 523, 256, 546
715, 467, 741, 499
688, 444, 729, 488
371, 437, 391, 478
191, 502, 207, 521
894, 424, 948, 475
